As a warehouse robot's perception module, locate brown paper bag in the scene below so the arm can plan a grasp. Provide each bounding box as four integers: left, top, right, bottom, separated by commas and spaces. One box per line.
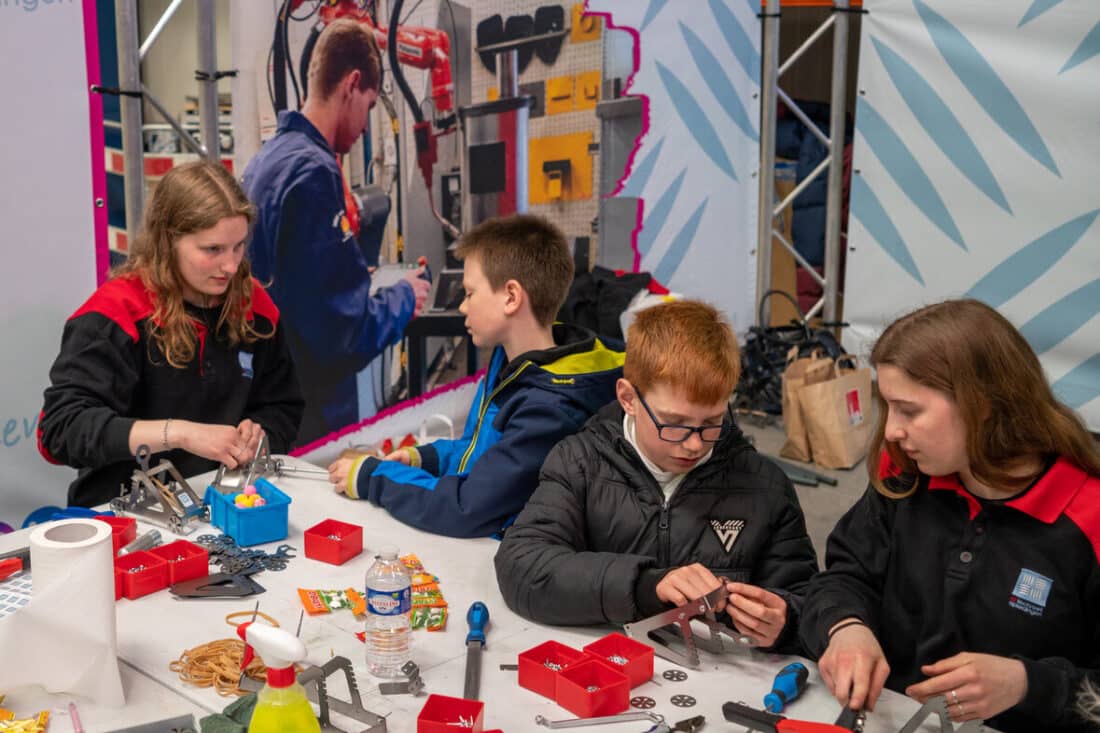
779, 348, 834, 463
801, 356, 873, 469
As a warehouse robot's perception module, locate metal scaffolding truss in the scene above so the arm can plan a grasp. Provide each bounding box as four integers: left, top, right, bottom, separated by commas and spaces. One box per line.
756, 0, 858, 325
114, 0, 221, 242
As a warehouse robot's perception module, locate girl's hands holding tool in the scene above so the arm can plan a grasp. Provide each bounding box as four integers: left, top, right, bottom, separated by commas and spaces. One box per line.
236, 419, 264, 461
818, 619, 891, 712
906, 652, 1027, 722
174, 421, 253, 468
724, 582, 788, 648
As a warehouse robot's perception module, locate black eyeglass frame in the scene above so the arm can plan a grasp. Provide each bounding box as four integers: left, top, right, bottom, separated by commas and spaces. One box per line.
634, 388, 731, 444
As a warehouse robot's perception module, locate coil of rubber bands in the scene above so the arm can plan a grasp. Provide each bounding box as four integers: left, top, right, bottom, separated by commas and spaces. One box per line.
168, 610, 280, 696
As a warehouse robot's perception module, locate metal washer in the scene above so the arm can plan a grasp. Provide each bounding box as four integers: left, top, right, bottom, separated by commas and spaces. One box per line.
630, 696, 656, 709
662, 670, 688, 682
670, 694, 696, 708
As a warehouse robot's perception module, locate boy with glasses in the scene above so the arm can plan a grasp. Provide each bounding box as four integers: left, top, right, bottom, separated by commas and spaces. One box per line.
495, 300, 818, 651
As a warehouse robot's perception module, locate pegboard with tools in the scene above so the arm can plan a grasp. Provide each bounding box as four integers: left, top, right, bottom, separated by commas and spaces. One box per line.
470, 0, 606, 256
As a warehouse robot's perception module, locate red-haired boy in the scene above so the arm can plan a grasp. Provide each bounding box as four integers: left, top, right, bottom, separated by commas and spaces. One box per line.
495, 300, 818, 651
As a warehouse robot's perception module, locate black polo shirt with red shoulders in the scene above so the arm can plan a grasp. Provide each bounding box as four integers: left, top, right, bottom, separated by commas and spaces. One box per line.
801, 455, 1100, 732
38, 275, 303, 507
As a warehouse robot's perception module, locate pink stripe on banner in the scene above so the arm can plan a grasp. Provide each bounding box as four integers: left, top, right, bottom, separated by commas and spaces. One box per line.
290, 370, 487, 457
583, 1, 649, 274
83, 0, 109, 284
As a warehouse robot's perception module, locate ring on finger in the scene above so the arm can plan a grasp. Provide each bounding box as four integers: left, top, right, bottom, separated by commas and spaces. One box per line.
954, 701, 965, 716
950, 689, 959, 706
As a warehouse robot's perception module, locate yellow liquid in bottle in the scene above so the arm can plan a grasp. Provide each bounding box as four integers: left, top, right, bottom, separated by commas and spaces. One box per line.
248, 682, 321, 733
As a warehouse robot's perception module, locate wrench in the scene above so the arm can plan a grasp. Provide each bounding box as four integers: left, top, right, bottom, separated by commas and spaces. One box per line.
536, 711, 665, 729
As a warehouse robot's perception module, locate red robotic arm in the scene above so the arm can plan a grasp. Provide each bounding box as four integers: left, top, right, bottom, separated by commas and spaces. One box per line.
315, 0, 454, 113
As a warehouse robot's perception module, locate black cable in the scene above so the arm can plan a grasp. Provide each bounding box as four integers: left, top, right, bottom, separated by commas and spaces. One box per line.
281, 0, 301, 109
271, 9, 287, 111
289, 0, 321, 20
388, 0, 425, 125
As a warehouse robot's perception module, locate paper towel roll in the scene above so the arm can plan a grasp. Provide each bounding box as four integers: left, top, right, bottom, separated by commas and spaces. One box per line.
0, 519, 124, 706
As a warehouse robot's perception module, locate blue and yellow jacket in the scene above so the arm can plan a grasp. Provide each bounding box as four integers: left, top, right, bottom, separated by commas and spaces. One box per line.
344, 323, 624, 538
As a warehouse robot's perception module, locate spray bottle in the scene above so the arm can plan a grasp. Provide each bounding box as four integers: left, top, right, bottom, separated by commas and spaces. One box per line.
237, 621, 321, 733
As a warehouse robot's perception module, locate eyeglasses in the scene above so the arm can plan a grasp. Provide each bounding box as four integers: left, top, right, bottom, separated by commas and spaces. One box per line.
635, 389, 730, 444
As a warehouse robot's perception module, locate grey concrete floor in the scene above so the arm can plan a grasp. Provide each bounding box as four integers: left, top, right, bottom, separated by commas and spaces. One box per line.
739, 417, 868, 567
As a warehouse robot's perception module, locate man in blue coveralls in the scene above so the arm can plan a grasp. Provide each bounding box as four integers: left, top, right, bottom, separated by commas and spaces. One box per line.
243, 19, 430, 445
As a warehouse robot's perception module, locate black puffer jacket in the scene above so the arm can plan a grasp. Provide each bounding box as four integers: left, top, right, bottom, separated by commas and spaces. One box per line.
494, 402, 818, 652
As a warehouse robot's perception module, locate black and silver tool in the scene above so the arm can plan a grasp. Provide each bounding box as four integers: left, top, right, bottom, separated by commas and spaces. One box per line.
462, 601, 489, 699
112, 445, 208, 534
535, 711, 665, 729
897, 696, 983, 733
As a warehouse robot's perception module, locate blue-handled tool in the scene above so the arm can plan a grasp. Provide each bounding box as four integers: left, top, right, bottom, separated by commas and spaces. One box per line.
463, 601, 489, 699
764, 662, 809, 713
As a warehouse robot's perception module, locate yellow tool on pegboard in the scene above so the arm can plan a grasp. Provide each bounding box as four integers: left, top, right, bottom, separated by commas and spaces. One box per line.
529, 132, 594, 204
574, 71, 601, 112
545, 75, 574, 115
571, 2, 601, 42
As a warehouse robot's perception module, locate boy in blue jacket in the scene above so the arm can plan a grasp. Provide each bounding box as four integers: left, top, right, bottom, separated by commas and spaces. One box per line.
327, 214, 624, 538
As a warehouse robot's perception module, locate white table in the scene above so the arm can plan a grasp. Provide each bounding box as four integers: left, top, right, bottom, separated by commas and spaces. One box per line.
0, 458, 974, 733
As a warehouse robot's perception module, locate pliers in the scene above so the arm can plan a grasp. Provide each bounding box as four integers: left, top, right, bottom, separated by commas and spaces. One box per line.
722, 701, 865, 733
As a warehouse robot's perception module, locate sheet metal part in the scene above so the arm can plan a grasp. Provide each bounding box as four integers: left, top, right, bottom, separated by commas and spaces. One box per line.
624, 584, 754, 669
378, 661, 425, 696
210, 433, 329, 493
897, 696, 982, 733
535, 711, 664, 729
111, 446, 209, 534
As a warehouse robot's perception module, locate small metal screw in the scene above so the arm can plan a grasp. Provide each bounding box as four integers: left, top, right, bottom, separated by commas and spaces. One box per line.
586, 685, 600, 693
607, 655, 629, 665
544, 660, 563, 671
127, 564, 146, 573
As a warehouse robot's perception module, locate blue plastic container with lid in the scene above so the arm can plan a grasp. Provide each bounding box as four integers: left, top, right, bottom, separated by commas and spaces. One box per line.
204, 477, 291, 546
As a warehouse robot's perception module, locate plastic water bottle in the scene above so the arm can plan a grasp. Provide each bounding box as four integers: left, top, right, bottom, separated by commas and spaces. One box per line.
364, 546, 412, 678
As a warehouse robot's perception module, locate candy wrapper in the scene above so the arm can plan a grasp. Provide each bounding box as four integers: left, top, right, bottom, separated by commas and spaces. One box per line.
298, 587, 367, 616
411, 606, 448, 631
400, 554, 448, 630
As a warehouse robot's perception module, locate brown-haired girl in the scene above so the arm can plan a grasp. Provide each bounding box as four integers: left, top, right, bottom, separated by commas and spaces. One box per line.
800, 298, 1100, 732
39, 161, 303, 507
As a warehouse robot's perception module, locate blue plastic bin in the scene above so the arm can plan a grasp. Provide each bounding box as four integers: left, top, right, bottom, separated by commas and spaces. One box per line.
204, 477, 291, 546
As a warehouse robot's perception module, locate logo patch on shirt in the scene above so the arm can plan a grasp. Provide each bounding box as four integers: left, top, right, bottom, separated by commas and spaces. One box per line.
332, 209, 354, 242
238, 351, 254, 379
709, 519, 745, 553
1009, 568, 1052, 617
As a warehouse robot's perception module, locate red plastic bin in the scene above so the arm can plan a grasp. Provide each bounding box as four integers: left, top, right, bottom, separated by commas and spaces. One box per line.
555, 658, 630, 718
114, 550, 169, 599
304, 519, 363, 565
518, 640, 587, 699
149, 539, 209, 585
582, 632, 655, 688
94, 515, 137, 555
417, 694, 484, 733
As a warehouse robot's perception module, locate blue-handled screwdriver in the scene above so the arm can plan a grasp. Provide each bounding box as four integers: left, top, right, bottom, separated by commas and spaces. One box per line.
462, 601, 489, 699
763, 661, 809, 713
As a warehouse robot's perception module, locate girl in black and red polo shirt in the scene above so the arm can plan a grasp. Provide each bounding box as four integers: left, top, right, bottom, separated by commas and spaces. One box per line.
801, 299, 1100, 733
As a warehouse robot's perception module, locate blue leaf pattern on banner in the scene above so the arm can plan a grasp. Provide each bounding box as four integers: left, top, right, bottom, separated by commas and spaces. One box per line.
709, 0, 760, 86
655, 61, 738, 181
1020, 278, 1100, 355
1061, 19, 1100, 73
640, 0, 667, 31
679, 22, 758, 141
637, 169, 687, 257
655, 199, 710, 284
619, 138, 665, 198
871, 37, 1012, 214
851, 175, 925, 285
1018, 0, 1066, 27
1052, 353, 1100, 409
966, 209, 1100, 308
914, 0, 1060, 177
856, 98, 966, 250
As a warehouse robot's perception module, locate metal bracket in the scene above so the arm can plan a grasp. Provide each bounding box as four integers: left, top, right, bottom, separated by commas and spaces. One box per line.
378, 661, 425, 696
536, 711, 664, 729
898, 696, 984, 733
240, 656, 387, 733
210, 434, 329, 493
111, 445, 208, 534
623, 584, 753, 669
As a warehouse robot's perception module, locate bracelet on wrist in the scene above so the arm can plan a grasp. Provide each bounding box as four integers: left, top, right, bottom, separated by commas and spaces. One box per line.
827, 618, 867, 640
162, 418, 172, 452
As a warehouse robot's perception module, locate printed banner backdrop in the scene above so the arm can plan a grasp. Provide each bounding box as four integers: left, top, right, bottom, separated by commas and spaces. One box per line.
846, 0, 1100, 429
0, 0, 104, 526
586, 0, 761, 331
